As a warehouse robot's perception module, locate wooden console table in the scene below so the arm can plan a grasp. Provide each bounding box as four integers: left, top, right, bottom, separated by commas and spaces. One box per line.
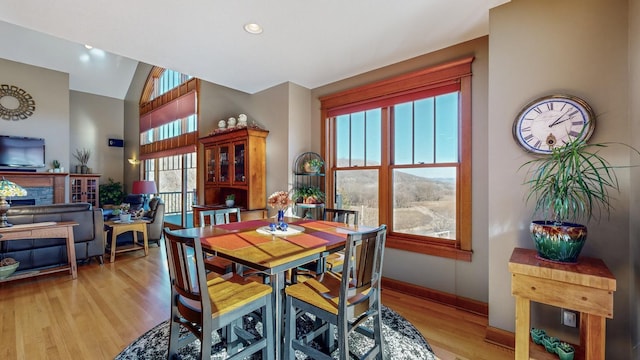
509, 247, 616, 360
0, 221, 78, 281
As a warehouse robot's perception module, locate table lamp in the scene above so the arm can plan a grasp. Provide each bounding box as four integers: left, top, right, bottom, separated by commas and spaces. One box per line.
131, 180, 157, 211
0, 177, 28, 228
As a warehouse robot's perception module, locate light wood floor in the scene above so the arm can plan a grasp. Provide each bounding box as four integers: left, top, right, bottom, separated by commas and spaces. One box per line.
0, 243, 515, 360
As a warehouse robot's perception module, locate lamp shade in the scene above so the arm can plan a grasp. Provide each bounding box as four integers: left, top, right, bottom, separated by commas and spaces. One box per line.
131, 180, 157, 195
0, 177, 27, 197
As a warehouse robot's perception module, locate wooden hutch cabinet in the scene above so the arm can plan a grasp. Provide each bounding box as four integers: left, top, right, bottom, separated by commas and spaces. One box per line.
69, 174, 100, 207
197, 128, 268, 224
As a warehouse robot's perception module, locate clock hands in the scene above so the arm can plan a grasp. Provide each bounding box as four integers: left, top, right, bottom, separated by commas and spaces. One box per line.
548, 109, 572, 127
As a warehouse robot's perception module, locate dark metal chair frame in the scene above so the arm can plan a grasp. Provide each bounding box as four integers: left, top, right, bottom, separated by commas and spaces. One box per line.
284, 224, 387, 360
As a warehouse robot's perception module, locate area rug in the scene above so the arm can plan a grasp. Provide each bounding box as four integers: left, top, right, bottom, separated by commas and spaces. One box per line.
116, 305, 436, 359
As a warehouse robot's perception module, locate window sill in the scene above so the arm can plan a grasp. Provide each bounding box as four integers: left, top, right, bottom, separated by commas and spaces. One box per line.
386, 234, 472, 261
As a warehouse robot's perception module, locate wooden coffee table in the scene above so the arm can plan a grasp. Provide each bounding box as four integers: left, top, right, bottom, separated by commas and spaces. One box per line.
104, 219, 149, 262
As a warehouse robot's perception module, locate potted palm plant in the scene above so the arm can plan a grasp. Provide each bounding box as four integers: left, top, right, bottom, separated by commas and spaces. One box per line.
521, 136, 639, 263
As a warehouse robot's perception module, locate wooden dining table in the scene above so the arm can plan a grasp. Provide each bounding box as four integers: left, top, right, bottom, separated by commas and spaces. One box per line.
168, 217, 371, 359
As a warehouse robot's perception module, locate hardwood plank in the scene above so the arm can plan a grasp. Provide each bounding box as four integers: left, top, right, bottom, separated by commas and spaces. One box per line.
0, 242, 510, 359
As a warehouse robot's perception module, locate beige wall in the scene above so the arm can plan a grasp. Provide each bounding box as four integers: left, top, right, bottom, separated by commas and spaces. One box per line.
629, 0, 640, 356
0, 58, 70, 174
310, 37, 490, 301
69, 91, 123, 184
489, 0, 632, 356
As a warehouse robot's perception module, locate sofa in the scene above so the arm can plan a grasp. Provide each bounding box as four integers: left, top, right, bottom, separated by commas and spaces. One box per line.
2, 203, 105, 270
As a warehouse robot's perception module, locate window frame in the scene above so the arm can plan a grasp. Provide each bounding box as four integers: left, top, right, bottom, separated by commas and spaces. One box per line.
320, 57, 473, 261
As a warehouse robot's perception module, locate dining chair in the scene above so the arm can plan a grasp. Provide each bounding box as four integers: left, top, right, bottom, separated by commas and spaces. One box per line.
199, 208, 241, 275
292, 208, 359, 283
283, 224, 387, 360
199, 207, 241, 226
322, 208, 358, 272
163, 228, 274, 360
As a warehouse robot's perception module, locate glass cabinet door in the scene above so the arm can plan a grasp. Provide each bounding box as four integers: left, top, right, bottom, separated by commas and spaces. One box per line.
219, 144, 230, 183
206, 147, 216, 183
233, 142, 246, 184
86, 177, 98, 206
71, 178, 82, 202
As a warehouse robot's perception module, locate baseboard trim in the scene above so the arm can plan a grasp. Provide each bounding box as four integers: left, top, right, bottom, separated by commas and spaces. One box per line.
485, 325, 515, 350
381, 277, 488, 317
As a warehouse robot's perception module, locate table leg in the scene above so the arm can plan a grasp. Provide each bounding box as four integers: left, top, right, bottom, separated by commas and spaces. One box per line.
65, 225, 78, 279
141, 226, 149, 256
110, 230, 117, 263
581, 313, 606, 360
515, 296, 530, 360
270, 271, 285, 360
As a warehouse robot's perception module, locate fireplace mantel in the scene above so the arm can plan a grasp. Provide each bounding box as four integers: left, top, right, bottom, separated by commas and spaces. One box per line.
0, 171, 67, 203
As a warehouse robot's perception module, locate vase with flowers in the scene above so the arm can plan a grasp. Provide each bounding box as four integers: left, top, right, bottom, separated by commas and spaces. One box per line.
267, 190, 293, 226
112, 203, 132, 222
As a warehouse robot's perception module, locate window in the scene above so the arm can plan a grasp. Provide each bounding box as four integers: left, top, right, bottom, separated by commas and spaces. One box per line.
321, 58, 473, 260
139, 67, 199, 228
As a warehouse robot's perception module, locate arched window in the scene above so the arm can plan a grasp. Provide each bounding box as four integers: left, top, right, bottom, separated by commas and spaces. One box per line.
139, 67, 198, 227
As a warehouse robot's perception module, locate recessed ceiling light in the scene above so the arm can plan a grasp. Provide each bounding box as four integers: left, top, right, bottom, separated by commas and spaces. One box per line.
84, 44, 93, 49
244, 23, 263, 34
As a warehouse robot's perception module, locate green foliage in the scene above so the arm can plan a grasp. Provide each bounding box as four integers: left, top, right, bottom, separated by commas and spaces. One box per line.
521, 138, 639, 224
99, 178, 125, 207
226, 194, 235, 200
51, 159, 60, 168
293, 186, 325, 202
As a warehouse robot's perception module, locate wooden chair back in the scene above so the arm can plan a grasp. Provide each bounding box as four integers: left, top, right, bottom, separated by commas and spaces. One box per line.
324, 208, 358, 225
163, 227, 274, 358
199, 207, 241, 226
163, 227, 210, 325
339, 224, 386, 318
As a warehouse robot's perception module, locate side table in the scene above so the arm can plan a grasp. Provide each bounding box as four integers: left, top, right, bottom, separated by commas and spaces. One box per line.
0, 221, 78, 281
508, 247, 616, 360
104, 219, 149, 263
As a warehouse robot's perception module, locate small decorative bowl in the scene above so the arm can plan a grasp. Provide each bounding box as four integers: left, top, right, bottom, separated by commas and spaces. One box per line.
0, 261, 20, 279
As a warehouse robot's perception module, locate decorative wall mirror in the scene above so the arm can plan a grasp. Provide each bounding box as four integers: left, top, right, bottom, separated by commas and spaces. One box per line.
0, 84, 36, 121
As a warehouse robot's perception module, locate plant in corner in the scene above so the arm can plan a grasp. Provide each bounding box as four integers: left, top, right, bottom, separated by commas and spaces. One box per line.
303, 158, 324, 173
293, 185, 325, 204
521, 136, 639, 263
99, 178, 125, 208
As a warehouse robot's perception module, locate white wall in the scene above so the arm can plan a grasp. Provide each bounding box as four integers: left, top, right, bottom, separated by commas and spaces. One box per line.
488, 0, 631, 356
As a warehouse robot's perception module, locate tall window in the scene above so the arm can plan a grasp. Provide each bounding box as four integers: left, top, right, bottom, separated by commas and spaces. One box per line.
139, 68, 199, 228
321, 58, 473, 260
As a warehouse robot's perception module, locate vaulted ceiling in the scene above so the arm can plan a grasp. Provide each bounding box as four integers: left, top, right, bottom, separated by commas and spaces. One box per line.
0, 1, 509, 99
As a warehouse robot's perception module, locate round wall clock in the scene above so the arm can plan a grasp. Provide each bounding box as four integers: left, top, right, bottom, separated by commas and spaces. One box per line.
0, 84, 36, 121
513, 94, 595, 154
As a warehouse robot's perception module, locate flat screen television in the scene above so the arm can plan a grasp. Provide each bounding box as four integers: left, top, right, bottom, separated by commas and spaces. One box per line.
0, 135, 46, 168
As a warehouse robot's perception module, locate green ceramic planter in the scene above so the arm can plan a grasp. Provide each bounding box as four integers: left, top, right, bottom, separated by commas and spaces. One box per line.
557, 345, 575, 360
542, 336, 559, 353
530, 221, 587, 263
530, 328, 546, 345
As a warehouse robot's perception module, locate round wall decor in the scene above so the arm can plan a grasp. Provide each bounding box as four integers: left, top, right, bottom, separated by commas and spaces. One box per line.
0, 84, 36, 121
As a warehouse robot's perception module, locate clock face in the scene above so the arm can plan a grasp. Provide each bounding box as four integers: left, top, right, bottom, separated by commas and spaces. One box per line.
513, 94, 595, 154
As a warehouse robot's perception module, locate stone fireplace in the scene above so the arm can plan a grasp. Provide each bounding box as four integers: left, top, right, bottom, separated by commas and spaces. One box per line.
0, 171, 67, 204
